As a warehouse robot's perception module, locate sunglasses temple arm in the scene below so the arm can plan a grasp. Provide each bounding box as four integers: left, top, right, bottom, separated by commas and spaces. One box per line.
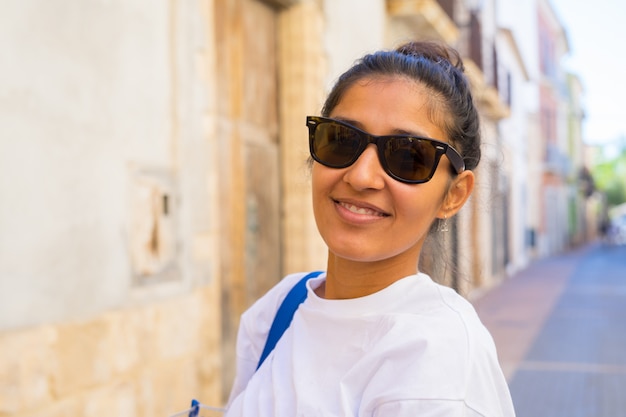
446, 148, 465, 173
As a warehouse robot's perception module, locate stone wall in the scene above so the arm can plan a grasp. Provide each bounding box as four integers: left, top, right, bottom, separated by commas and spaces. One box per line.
0, 0, 223, 415
0, 286, 222, 416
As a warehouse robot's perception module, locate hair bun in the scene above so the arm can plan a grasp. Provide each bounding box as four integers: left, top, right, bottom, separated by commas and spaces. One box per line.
395, 41, 464, 72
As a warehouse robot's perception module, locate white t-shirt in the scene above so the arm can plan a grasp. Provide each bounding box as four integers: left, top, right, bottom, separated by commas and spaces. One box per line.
225, 272, 515, 417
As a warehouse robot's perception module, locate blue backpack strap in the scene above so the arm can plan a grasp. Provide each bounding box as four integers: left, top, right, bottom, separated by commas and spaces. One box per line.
188, 399, 200, 417
256, 271, 324, 370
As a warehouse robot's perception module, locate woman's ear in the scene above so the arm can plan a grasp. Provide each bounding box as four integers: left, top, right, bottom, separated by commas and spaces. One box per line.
438, 170, 475, 218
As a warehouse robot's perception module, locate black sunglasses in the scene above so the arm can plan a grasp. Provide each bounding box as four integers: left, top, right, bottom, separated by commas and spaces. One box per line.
306, 116, 465, 184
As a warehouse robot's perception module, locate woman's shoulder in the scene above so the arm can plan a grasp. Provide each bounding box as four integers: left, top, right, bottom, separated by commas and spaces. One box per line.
396, 274, 481, 321
235, 272, 324, 362
391, 275, 496, 356
366, 278, 510, 414
240, 271, 321, 325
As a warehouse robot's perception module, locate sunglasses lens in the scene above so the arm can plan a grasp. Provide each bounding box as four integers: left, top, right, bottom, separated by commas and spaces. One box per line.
313, 123, 362, 167
384, 138, 436, 182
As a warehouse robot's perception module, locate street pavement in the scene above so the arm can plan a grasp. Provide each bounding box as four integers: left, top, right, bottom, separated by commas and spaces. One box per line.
473, 242, 626, 417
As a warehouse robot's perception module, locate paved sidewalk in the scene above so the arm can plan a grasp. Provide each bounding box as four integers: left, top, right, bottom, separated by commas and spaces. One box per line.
473, 243, 626, 417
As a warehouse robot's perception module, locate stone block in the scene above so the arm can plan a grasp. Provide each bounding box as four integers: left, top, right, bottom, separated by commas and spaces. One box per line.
137, 359, 200, 417
83, 379, 138, 417
0, 326, 57, 414
51, 319, 113, 396
20, 397, 81, 417
153, 293, 204, 360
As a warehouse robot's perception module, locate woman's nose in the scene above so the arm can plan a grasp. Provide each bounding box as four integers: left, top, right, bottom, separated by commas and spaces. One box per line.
342, 144, 386, 190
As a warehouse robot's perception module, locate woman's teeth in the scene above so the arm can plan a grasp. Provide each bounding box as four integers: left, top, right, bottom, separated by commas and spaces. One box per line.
340, 202, 385, 217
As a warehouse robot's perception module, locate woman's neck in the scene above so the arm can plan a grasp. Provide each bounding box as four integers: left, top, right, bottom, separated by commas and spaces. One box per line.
320, 248, 421, 299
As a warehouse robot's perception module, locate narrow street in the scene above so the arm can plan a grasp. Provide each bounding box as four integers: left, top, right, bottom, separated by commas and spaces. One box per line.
474, 243, 626, 417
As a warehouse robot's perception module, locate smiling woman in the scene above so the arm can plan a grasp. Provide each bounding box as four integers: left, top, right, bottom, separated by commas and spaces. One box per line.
223, 41, 516, 417
311, 77, 467, 278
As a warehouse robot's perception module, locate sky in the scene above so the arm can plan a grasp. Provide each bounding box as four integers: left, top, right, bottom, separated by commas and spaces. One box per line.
550, 0, 626, 151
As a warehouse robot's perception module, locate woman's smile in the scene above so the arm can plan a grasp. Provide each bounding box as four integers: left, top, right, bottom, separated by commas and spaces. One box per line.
333, 199, 390, 223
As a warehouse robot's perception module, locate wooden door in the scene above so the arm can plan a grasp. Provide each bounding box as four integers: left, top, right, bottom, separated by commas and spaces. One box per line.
214, 0, 281, 399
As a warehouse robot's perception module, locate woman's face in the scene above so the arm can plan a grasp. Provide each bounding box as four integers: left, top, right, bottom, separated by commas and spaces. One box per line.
312, 76, 454, 264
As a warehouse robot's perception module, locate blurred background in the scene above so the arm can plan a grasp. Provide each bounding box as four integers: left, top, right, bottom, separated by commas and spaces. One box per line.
1, 0, 625, 416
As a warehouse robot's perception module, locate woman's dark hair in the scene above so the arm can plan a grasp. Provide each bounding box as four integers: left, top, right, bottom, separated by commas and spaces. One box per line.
321, 41, 481, 171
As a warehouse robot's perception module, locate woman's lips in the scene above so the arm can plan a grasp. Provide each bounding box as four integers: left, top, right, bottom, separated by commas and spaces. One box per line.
334, 200, 390, 218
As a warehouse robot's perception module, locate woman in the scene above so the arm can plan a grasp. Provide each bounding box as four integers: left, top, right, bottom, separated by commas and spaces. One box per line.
225, 41, 516, 417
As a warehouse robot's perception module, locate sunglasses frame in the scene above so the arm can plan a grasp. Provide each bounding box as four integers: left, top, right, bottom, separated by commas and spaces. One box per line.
306, 116, 465, 184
